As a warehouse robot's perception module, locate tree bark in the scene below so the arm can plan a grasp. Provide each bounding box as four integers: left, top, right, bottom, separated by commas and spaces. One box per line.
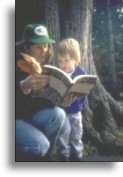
44, 0, 60, 41
106, 0, 118, 97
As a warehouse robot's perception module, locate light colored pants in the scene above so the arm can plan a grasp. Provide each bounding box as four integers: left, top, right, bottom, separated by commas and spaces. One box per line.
67, 111, 83, 159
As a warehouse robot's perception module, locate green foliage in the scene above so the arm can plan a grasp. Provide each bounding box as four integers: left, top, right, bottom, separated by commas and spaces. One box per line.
120, 93, 123, 97
93, 0, 123, 96
83, 141, 98, 157
117, 128, 123, 143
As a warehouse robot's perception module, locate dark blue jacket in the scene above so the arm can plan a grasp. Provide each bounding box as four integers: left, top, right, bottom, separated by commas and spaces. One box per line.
64, 65, 87, 114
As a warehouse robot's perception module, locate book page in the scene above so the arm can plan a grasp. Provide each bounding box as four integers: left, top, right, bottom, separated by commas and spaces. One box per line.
50, 76, 68, 97
73, 75, 97, 84
68, 75, 97, 95
68, 83, 95, 95
43, 65, 73, 96
43, 65, 73, 83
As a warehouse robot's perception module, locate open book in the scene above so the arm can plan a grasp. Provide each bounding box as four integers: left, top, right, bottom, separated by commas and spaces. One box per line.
33, 65, 97, 105
17, 53, 97, 105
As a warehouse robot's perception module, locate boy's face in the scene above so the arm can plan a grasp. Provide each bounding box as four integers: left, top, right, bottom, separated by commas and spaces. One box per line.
57, 54, 77, 73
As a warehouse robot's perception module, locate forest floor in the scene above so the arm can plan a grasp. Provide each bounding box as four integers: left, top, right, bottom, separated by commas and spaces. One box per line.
81, 154, 123, 162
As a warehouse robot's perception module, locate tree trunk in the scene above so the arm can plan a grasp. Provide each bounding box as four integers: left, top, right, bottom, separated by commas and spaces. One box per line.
106, 0, 118, 97
44, 0, 60, 41
59, 0, 96, 74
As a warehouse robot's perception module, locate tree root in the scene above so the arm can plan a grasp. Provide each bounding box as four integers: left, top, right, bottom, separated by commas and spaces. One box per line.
83, 81, 123, 155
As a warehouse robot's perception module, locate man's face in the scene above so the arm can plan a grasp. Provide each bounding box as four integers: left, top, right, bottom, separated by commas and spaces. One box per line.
27, 44, 49, 64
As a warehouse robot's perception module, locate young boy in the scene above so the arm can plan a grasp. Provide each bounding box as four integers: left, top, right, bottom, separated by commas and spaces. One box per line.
56, 38, 87, 161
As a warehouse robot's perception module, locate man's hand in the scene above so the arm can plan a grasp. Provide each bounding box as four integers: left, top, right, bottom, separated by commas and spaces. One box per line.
20, 74, 49, 94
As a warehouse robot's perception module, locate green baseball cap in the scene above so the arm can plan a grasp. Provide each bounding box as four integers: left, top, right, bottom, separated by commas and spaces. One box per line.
16, 24, 55, 45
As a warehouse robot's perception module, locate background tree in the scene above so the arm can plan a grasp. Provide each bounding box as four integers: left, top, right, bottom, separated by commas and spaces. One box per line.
45, 0, 60, 41
93, 0, 123, 99
106, 0, 118, 97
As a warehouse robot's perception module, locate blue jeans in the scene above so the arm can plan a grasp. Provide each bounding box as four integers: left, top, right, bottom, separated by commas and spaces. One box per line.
16, 120, 50, 160
16, 107, 70, 160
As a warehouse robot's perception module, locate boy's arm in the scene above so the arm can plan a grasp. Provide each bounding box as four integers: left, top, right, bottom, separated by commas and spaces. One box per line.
62, 94, 78, 107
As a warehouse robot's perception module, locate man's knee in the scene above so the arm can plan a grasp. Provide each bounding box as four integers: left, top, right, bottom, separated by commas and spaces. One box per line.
16, 120, 50, 157
39, 107, 66, 127
16, 139, 50, 157
53, 107, 66, 123
24, 139, 50, 156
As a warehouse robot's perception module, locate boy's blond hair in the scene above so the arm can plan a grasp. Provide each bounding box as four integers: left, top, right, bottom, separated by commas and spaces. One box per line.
56, 38, 81, 63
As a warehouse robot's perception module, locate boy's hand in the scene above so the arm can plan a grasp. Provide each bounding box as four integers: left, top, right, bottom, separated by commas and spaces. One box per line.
62, 94, 78, 107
